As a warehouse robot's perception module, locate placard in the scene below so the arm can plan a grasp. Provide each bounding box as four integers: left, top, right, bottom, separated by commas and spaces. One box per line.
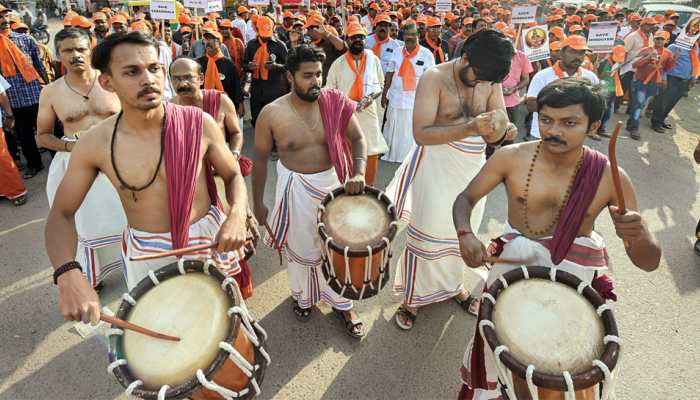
675, 14, 700, 50
435, 0, 452, 13
184, 0, 206, 8
150, 0, 176, 20
206, 0, 223, 11
511, 5, 537, 25
522, 24, 549, 62
585, 21, 617, 53
248, 0, 270, 5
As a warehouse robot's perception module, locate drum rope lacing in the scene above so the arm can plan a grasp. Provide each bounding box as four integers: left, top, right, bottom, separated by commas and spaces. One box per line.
478, 266, 618, 400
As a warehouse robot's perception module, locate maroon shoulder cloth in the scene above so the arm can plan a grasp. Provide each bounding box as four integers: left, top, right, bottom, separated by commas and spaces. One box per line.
549, 146, 608, 265
163, 102, 219, 249
317, 88, 356, 183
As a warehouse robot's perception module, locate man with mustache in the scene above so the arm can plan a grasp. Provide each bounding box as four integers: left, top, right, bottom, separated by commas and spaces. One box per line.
365, 13, 401, 74
37, 28, 126, 290
326, 22, 388, 186
252, 45, 368, 338
454, 78, 660, 399
304, 15, 347, 85
380, 22, 434, 163
526, 35, 599, 140
196, 29, 243, 118
91, 12, 109, 44
385, 29, 516, 330
421, 17, 448, 64
46, 32, 249, 324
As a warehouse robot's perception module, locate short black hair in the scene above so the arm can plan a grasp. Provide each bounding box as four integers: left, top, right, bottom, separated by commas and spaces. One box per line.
54, 27, 90, 53
91, 31, 160, 73
537, 78, 606, 129
285, 45, 326, 73
461, 28, 514, 83
471, 18, 486, 29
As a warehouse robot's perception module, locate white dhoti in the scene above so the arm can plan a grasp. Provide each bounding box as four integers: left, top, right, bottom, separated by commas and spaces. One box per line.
460, 226, 612, 399
385, 139, 487, 307
265, 162, 353, 311
46, 137, 127, 287
121, 205, 242, 291
381, 105, 415, 163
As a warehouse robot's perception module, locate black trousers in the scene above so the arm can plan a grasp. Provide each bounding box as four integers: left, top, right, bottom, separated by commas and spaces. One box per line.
11, 103, 42, 170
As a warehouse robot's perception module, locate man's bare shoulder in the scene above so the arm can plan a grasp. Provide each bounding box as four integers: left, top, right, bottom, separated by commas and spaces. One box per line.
201, 111, 222, 142
258, 94, 290, 120
81, 113, 118, 144
492, 141, 539, 164
39, 77, 64, 99
219, 92, 236, 110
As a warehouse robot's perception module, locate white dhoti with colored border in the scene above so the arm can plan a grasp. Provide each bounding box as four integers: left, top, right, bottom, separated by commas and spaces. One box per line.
265, 161, 353, 311
385, 139, 487, 307
121, 205, 242, 291
460, 226, 612, 399
46, 137, 127, 287
381, 105, 415, 163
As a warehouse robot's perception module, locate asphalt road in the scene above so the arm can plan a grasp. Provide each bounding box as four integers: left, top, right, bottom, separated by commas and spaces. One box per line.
1, 20, 700, 400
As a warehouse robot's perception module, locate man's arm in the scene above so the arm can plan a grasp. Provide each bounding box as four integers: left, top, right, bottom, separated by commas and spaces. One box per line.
608, 167, 661, 271
382, 71, 394, 109
526, 70, 545, 113
318, 25, 346, 51
453, 147, 512, 267
36, 86, 67, 151
26, 38, 49, 83
45, 133, 102, 323
251, 105, 274, 223
202, 113, 248, 253
0, 90, 14, 129
344, 113, 367, 194
221, 94, 243, 153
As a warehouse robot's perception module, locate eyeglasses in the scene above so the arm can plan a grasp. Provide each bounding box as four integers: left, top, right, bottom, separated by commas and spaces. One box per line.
170, 74, 198, 83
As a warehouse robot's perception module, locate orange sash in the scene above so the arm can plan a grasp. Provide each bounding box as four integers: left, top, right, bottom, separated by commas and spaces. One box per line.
223, 38, 242, 74
345, 51, 366, 101
0, 31, 39, 81
203, 48, 224, 91
643, 47, 671, 85
0, 128, 25, 200
398, 45, 419, 91
425, 36, 445, 63
372, 36, 389, 57
171, 42, 177, 60
691, 43, 699, 79
252, 38, 270, 80
608, 57, 623, 97
552, 61, 581, 79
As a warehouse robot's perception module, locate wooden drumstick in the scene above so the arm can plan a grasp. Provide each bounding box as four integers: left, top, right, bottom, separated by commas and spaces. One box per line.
483, 256, 530, 265
263, 221, 284, 266
101, 314, 180, 342
129, 239, 253, 261
609, 121, 630, 249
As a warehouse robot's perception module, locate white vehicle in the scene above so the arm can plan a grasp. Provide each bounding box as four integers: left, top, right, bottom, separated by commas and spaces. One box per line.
551, 0, 598, 9
639, 3, 699, 26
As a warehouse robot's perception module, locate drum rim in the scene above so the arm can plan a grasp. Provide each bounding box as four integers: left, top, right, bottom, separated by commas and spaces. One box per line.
317, 185, 398, 256
109, 259, 243, 399
479, 266, 620, 392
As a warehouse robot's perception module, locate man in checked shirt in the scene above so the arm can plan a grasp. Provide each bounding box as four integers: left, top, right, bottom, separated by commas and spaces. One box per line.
0, 4, 49, 178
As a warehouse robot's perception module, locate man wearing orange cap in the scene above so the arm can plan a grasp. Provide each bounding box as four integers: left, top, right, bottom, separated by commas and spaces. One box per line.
233, 6, 250, 41
620, 17, 657, 112
327, 21, 388, 185
618, 12, 640, 40
527, 35, 599, 140
0, 5, 48, 178
197, 29, 243, 115
37, 28, 126, 290
662, 19, 678, 46
110, 14, 127, 35
305, 15, 347, 84
218, 19, 245, 78
244, 16, 288, 127
447, 18, 473, 59
276, 10, 296, 43
625, 31, 676, 139
187, 26, 231, 59
421, 16, 448, 64
362, 2, 380, 33
365, 13, 401, 73
245, 9, 260, 44
380, 21, 434, 163
92, 12, 109, 44
386, 29, 516, 330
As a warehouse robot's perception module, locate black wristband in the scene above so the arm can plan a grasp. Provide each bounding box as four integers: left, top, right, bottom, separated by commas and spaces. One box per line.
53, 261, 82, 285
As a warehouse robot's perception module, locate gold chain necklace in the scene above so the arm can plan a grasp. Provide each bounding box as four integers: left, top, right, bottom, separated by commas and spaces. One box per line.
521, 142, 584, 237
289, 96, 320, 132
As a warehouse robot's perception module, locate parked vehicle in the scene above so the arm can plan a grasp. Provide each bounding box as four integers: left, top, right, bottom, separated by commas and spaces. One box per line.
30, 24, 49, 44
639, 3, 699, 26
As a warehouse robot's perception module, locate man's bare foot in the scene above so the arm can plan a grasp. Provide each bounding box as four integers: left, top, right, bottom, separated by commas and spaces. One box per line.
395, 303, 417, 330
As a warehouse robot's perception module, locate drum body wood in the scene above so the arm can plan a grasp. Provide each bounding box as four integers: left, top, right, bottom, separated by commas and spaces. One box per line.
478, 266, 620, 400
108, 260, 270, 400
317, 186, 398, 300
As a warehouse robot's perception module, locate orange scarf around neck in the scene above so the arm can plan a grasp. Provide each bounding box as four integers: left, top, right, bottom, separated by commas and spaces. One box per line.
224, 38, 241, 72
425, 36, 445, 63
252, 38, 270, 80
171, 42, 177, 60
345, 51, 366, 101
372, 35, 389, 57
552, 60, 581, 79
643, 47, 670, 85
0, 31, 39, 82
203, 48, 224, 91
398, 45, 419, 91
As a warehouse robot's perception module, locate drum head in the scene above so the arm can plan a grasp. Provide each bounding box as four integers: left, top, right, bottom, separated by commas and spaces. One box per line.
123, 273, 231, 389
492, 279, 604, 375
322, 193, 391, 251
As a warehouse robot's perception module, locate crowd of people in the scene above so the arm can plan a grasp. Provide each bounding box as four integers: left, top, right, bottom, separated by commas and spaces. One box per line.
0, 0, 690, 397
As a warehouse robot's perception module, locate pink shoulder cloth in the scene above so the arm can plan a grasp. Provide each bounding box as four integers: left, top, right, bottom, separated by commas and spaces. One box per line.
317, 88, 356, 182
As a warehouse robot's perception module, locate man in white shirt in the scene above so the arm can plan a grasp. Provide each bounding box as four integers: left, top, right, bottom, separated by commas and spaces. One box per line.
617, 12, 640, 40
233, 6, 249, 42
360, 3, 379, 33
246, 10, 259, 44
620, 17, 656, 108
526, 35, 599, 139
365, 13, 402, 74
380, 22, 434, 162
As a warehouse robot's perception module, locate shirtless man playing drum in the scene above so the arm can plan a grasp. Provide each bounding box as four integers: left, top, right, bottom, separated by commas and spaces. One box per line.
386, 29, 518, 330
453, 78, 660, 399
252, 45, 368, 339
37, 28, 126, 290
45, 32, 249, 324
